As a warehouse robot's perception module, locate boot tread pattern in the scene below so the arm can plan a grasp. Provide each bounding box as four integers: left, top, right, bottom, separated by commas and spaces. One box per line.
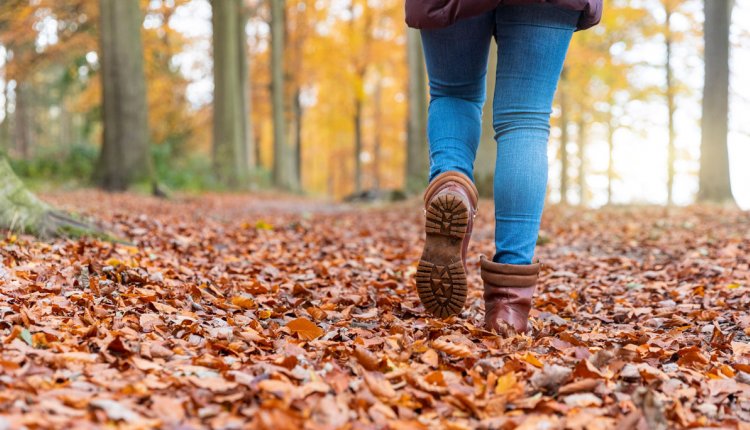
416, 192, 470, 318
424, 194, 468, 239
416, 260, 467, 317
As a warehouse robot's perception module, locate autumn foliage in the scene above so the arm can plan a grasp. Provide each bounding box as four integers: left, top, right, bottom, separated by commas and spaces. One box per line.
0, 191, 748, 428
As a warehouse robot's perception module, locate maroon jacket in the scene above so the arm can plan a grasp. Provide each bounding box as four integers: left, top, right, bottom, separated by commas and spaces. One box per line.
406, 0, 602, 31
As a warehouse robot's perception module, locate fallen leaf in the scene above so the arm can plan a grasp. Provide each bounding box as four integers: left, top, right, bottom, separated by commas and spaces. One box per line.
286, 317, 324, 341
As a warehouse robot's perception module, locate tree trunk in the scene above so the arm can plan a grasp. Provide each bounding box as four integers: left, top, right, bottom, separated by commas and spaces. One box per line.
607, 109, 615, 205
14, 83, 31, 160
559, 68, 570, 205
665, 5, 676, 206
211, 0, 251, 187
293, 88, 303, 188
0, 157, 100, 238
373, 78, 383, 190
698, 0, 733, 203
405, 28, 429, 193
1, 73, 10, 153
96, 0, 151, 191
475, 40, 498, 198
353, 94, 363, 193
271, 0, 297, 191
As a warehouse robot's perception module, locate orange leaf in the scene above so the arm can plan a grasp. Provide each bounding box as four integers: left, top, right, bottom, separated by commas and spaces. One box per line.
521, 352, 544, 368
286, 317, 324, 341
495, 372, 518, 395
231, 295, 255, 309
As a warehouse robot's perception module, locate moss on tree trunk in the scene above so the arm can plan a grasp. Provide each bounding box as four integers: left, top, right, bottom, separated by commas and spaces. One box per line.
0, 157, 100, 238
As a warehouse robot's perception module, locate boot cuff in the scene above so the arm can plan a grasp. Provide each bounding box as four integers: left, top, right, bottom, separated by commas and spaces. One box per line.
480, 255, 540, 288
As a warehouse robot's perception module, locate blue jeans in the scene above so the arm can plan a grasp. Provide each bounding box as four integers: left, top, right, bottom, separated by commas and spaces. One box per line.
421, 5, 579, 265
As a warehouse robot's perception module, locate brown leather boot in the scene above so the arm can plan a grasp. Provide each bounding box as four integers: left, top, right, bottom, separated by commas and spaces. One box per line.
480, 256, 541, 336
416, 171, 478, 318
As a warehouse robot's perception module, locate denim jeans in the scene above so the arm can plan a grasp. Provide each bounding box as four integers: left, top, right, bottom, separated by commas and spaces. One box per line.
421, 5, 579, 265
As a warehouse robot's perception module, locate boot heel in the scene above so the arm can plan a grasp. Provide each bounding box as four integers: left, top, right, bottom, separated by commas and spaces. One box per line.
424, 194, 469, 239
416, 260, 467, 318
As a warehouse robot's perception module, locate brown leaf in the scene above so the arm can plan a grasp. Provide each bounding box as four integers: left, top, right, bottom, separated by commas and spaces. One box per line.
572, 359, 604, 379
432, 338, 472, 358
363, 371, 396, 399
353, 346, 380, 371
286, 317, 324, 341
558, 378, 600, 395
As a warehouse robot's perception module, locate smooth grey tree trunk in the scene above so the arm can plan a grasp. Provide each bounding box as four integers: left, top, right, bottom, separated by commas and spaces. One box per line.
698, 0, 734, 203
271, 0, 297, 191
211, 0, 251, 187
476, 41, 498, 198
353, 96, 363, 193
96, 0, 151, 191
238, 5, 253, 170
405, 28, 429, 194
286, 1, 309, 190
292, 89, 303, 187
373, 79, 383, 190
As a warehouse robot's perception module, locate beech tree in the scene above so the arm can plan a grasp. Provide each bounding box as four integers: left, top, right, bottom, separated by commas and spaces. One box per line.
95, 0, 151, 191
270, 0, 298, 191
211, 0, 252, 187
698, 0, 733, 203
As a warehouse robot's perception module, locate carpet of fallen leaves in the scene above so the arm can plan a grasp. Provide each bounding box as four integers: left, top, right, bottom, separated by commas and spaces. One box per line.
1, 190, 749, 429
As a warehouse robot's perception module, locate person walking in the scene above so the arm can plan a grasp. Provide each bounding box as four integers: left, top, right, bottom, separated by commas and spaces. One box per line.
408, 0, 602, 336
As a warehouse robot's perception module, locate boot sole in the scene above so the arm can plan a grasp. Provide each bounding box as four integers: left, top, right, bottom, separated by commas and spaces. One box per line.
416, 193, 469, 318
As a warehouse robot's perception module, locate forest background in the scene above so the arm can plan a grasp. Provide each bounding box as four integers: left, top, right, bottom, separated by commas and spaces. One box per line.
0, 0, 747, 208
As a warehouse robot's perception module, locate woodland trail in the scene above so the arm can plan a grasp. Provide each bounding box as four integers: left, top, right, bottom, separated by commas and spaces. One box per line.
0, 190, 749, 429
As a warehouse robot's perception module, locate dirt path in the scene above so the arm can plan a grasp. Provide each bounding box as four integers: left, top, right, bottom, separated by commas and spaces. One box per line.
0, 191, 748, 428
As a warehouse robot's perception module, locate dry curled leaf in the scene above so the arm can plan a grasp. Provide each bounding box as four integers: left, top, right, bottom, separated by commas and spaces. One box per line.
432, 338, 471, 358
1, 191, 749, 428
363, 371, 396, 399
353, 346, 380, 371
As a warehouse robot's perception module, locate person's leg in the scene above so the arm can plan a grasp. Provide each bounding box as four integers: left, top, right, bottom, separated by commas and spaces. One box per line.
492, 5, 579, 264
416, 15, 492, 318
421, 11, 495, 182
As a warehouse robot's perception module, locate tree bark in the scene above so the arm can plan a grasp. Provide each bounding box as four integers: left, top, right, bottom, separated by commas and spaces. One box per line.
0, 157, 100, 238
211, 0, 251, 187
698, 0, 733, 203
607, 109, 615, 205
405, 28, 429, 193
373, 78, 383, 190
1, 71, 10, 154
14, 82, 31, 160
270, 0, 297, 191
353, 90, 363, 193
293, 88, 303, 188
96, 0, 151, 191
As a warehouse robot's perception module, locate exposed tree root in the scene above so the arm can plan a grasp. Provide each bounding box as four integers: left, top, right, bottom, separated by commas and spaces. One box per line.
0, 157, 109, 239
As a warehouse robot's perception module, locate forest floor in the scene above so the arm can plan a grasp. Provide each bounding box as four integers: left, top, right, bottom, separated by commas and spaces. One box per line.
0, 190, 749, 429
